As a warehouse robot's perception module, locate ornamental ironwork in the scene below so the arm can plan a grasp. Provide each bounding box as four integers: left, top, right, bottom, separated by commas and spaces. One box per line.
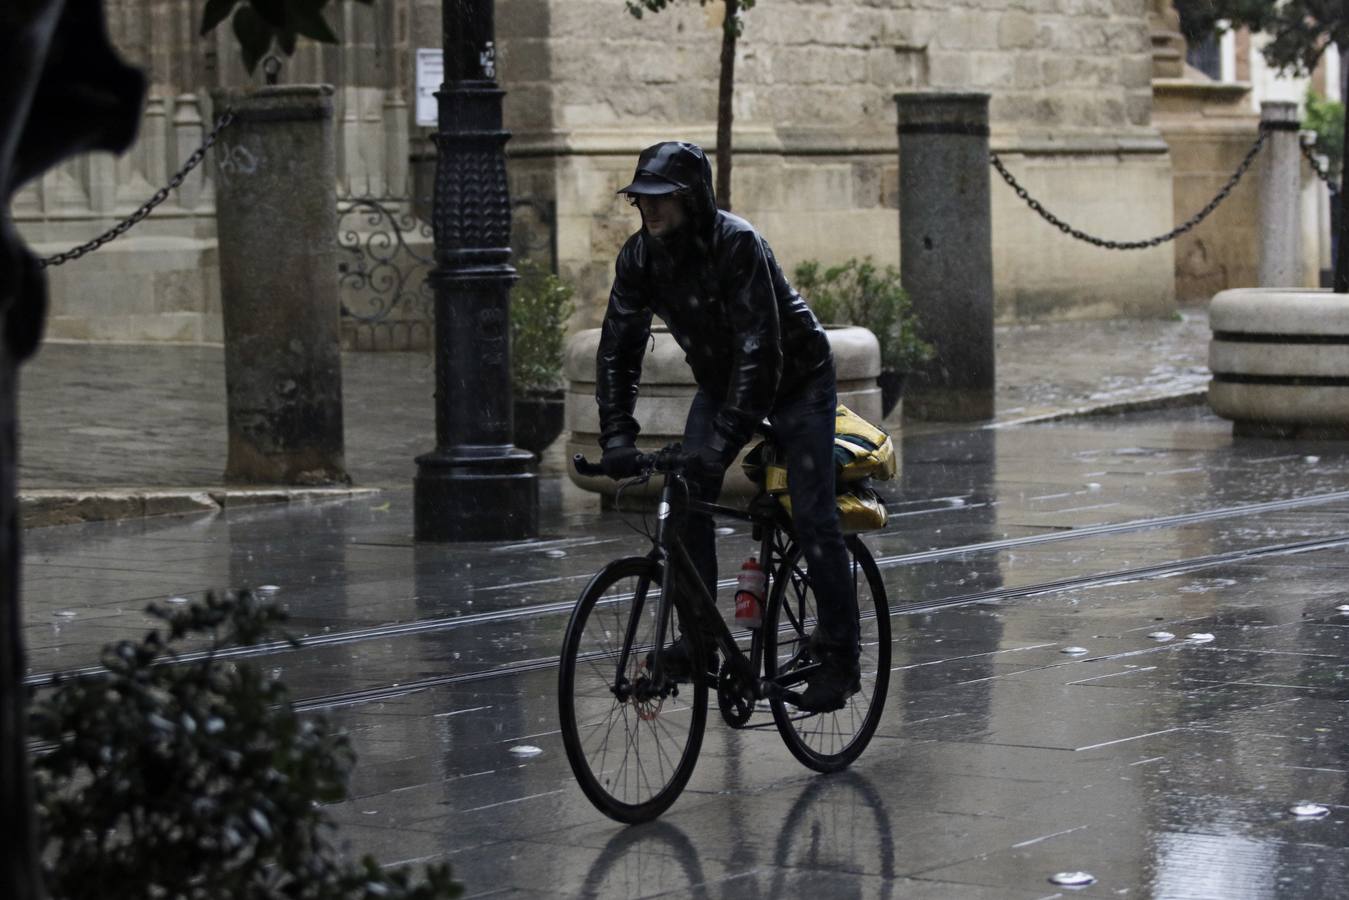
335, 196, 434, 324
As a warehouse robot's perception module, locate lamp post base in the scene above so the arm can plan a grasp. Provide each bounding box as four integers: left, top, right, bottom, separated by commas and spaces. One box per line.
413, 448, 538, 542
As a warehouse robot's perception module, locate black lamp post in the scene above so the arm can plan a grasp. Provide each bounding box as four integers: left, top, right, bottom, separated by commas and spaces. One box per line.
414, 0, 538, 541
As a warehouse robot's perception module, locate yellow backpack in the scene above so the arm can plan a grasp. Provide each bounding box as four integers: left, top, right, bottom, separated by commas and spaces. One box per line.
741, 404, 895, 533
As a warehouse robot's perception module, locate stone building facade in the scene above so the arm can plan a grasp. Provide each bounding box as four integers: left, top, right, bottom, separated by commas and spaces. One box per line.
498, 0, 1175, 326
20, 1, 1218, 344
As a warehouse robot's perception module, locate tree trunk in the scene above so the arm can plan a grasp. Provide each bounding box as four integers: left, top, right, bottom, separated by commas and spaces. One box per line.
715, 0, 738, 211
1, 334, 41, 900
1335, 44, 1349, 293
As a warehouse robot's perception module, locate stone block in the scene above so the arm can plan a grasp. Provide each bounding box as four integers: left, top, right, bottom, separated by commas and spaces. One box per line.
866, 45, 929, 89
998, 11, 1038, 49
500, 37, 552, 82
927, 52, 973, 88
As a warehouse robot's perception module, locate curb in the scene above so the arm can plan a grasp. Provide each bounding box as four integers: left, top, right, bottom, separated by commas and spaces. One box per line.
989, 388, 1208, 429
20, 486, 382, 529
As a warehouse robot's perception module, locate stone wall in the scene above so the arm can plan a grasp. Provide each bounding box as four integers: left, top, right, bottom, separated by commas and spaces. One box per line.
16, 0, 417, 344
496, 0, 1176, 325
22, 1, 1197, 344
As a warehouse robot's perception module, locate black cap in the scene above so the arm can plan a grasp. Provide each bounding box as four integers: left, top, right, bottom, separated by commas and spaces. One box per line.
616, 170, 683, 196
616, 141, 707, 196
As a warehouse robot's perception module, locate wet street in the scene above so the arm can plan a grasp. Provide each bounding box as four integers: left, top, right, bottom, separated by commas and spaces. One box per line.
19, 401, 1349, 897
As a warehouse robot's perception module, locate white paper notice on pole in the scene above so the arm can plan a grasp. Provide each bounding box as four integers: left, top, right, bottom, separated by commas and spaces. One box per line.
416, 49, 443, 127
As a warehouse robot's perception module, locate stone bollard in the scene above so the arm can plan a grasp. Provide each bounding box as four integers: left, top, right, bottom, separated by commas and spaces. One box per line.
1258, 101, 1303, 288
894, 92, 995, 421
1208, 288, 1349, 438
212, 86, 347, 485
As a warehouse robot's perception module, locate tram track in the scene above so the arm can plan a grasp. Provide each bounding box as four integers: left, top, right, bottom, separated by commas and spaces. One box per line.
26, 490, 1349, 704
283, 530, 1349, 713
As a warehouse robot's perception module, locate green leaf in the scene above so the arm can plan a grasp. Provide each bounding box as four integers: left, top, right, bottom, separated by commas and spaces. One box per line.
247, 0, 287, 29
276, 25, 298, 55
288, 2, 339, 44
233, 5, 275, 74
200, 0, 238, 36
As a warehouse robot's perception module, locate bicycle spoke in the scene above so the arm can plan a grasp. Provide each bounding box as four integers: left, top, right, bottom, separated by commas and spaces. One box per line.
767, 538, 890, 773
560, 562, 707, 822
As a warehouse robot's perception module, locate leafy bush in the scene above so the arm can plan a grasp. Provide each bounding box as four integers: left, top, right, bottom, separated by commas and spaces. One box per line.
29, 591, 460, 900
1305, 88, 1344, 180
510, 263, 576, 395
793, 258, 934, 373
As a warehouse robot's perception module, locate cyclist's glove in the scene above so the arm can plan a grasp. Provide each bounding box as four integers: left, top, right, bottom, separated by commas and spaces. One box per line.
600, 444, 644, 478
680, 443, 734, 483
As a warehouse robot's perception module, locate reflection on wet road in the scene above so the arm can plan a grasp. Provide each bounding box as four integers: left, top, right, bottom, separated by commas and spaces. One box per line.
23, 407, 1349, 897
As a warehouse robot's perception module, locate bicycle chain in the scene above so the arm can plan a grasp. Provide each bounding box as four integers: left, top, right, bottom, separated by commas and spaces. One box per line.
38, 109, 236, 269
990, 128, 1269, 251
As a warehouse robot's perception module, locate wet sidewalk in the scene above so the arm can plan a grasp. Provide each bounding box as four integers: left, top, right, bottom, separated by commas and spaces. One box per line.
21, 398, 1349, 898
17, 307, 1214, 495
29, 306, 1349, 898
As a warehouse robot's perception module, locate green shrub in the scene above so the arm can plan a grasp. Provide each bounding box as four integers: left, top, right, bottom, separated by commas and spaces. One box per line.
793, 258, 933, 373
511, 263, 576, 395
29, 591, 461, 900
1305, 88, 1344, 179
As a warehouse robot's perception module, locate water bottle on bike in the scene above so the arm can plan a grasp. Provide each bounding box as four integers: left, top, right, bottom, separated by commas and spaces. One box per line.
734, 556, 765, 628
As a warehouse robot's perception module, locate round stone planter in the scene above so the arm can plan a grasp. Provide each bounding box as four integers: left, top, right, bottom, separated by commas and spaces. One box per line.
564, 325, 887, 499
1208, 288, 1349, 438
513, 389, 565, 456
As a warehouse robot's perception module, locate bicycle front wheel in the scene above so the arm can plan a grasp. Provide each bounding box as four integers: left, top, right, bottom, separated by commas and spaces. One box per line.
764, 535, 891, 772
558, 557, 708, 824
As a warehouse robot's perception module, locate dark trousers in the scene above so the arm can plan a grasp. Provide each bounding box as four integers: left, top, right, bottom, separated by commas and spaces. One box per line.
681, 368, 860, 654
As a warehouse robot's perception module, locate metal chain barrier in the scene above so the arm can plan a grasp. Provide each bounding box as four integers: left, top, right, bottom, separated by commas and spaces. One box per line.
990, 126, 1270, 251
38, 109, 236, 269
1300, 138, 1341, 197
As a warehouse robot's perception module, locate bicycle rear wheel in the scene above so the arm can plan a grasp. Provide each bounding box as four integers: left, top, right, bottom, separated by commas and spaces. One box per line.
764, 535, 891, 772
558, 557, 708, 823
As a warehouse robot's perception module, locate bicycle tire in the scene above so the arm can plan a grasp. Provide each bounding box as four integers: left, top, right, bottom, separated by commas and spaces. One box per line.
558, 557, 709, 823
763, 535, 891, 772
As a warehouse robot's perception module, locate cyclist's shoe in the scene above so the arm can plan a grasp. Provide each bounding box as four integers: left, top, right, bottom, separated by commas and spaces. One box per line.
796, 643, 861, 713
646, 633, 718, 683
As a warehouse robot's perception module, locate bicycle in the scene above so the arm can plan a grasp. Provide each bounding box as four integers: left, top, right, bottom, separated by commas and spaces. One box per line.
558, 441, 892, 824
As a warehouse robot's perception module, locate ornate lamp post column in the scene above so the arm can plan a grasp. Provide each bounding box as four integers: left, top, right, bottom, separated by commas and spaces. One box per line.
414, 0, 538, 541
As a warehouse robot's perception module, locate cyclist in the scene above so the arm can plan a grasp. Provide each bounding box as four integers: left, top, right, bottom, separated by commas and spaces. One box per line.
595, 140, 860, 712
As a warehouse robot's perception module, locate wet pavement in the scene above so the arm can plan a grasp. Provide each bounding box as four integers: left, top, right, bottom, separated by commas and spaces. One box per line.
20, 307, 1349, 897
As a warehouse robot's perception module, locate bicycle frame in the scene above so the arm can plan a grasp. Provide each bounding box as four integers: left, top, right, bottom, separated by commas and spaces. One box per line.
622, 468, 804, 702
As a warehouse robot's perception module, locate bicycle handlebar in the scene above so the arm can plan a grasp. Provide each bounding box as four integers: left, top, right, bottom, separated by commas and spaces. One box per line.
572, 446, 687, 480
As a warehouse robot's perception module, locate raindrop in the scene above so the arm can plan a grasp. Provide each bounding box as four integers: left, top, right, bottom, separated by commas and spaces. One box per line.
1085, 483, 1102, 492
167, 596, 190, 605
1049, 871, 1096, 887
1290, 802, 1330, 818
257, 585, 280, 594
1336, 605, 1349, 614
1304, 456, 1321, 464
1148, 631, 1175, 642
545, 549, 567, 558
54, 610, 76, 619
1186, 633, 1215, 643
1061, 646, 1089, 655
715, 526, 735, 535
509, 745, 543, 757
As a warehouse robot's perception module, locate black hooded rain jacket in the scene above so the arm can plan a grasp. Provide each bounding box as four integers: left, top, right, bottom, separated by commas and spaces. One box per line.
596, 143, 833, 461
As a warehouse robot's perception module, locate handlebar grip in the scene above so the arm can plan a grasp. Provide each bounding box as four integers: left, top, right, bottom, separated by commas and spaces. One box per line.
573, 454, 607, 477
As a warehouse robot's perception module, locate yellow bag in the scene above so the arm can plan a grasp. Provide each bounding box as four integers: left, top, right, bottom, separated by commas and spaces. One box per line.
744, 404, 896, 492
739, 404, 893, 533
776, 485, 889, 534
